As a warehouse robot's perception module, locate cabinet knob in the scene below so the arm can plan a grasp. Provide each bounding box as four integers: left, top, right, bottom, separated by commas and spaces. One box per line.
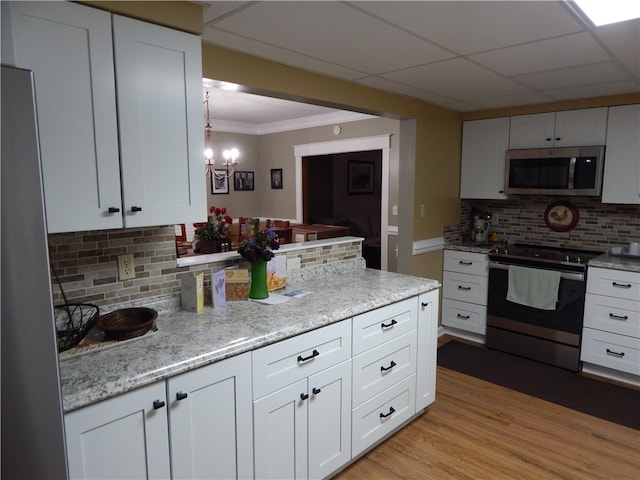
153, 399, 166, 410
131, 206, 143, 212
421, 302, 430, 308
300, 393, 309, 401
555, 137, 561, 141
545, 138, 552, 141
108, 207, 120, 213
312, 387, 321, 395
176, 391, 188, 401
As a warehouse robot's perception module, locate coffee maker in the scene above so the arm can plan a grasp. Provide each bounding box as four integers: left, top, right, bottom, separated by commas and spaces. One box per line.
471, 212, 492, 243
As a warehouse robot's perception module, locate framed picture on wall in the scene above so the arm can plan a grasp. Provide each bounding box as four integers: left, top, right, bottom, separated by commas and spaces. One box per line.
271, 168, 283, 189
211, 171, 229, 194
348, 160, 374, 194
234, 171, 254, 191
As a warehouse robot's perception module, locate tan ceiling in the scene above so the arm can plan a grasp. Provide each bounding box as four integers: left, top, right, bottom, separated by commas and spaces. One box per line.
200, 1, 639, 128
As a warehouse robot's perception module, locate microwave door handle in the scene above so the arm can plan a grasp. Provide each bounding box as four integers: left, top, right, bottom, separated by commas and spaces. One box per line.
568, 157, 576, 189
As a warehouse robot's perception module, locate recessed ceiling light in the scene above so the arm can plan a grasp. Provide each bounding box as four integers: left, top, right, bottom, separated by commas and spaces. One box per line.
573, 0, 640, 26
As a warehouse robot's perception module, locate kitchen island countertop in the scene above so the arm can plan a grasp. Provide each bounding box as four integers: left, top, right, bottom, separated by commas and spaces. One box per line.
589, 253, 640, 273
59, 260, 440, 413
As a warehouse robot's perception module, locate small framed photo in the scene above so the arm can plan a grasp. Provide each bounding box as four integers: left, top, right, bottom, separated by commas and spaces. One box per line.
270, 168, 283, 189
234, 171, 254, 191
211, 171, 229, 194
348, 160, 374, 194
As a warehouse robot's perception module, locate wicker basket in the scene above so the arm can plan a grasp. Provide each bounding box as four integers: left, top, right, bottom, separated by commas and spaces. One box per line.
97, 307, 158, 341
55, 303, 100, 352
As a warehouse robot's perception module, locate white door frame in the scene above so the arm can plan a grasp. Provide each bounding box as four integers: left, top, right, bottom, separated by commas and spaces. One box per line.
293, 134, 391, 271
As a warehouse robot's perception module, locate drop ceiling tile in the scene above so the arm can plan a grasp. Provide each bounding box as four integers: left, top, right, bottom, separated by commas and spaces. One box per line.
202, 2, 252, 24
202, 28, 364, 81
207, 2, 453, 74
593, 19, 640, 77
470, 92, 555, 109
382, 58, 530, 100
544, 80, 640, 100
515, 62, 630, 90
353, 1, 585, 55
355, 75, 455, 106
470, 32, 611, 76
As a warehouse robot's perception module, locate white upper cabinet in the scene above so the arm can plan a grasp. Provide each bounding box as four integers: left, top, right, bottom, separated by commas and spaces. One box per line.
509, 108, 608, 149
460, 117, 510, 199
601, 104, 640, 204
4, 2, 205, 233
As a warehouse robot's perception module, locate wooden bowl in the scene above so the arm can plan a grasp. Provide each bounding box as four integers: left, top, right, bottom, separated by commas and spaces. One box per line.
97, 307, 157, 341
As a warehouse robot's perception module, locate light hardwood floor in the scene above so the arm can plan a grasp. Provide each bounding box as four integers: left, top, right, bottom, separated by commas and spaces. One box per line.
334, 343, 640, 480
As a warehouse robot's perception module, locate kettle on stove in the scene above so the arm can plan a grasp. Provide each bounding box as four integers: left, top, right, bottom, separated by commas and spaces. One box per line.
471, 212, 491, 243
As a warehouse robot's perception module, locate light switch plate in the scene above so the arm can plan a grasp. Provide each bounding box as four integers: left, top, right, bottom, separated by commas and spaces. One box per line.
118, 254, 135, 280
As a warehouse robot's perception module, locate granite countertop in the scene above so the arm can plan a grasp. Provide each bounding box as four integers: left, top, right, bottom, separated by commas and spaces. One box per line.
589, 253, 640, 273
444, 241, 494, 254
59, 261, 440, 413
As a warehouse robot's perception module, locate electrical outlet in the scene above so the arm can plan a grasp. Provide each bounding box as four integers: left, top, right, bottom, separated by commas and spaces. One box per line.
287, 257, 301, 271
392, 205, 398, 216
118, 254, 135, 280
420, 204, 426, 218
491, 214, 499, 225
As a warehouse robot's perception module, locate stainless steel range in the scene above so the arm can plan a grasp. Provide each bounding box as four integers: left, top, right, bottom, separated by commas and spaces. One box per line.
486, 244, 601, 371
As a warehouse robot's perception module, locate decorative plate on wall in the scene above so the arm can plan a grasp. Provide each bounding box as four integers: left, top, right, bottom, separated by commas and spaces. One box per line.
544, 201, 579, 232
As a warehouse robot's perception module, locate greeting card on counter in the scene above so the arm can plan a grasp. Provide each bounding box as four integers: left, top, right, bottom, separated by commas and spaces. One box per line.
212, 269, 226, 307
267, 255, 286, 291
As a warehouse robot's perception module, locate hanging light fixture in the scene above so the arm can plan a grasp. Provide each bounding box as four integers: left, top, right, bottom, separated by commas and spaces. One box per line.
203, 90, 239, 190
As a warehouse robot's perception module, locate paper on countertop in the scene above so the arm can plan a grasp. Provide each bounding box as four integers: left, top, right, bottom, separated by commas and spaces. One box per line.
284, 289, 313, 298
250, 293, 291, 305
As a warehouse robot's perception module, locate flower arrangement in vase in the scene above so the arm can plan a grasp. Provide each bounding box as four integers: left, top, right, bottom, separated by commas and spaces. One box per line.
194, 206, 233, 253
237, 219, 280, 299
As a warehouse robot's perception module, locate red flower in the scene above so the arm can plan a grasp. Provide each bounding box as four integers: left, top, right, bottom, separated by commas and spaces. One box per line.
224, 215, 232, 223
209, 206, 215, 213
221, 207, 227, 214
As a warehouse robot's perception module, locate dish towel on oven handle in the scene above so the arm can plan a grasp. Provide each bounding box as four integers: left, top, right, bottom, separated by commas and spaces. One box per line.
506, 265, 561, 310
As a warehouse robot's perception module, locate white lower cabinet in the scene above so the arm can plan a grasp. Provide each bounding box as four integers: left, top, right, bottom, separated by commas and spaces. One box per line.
65, 353, 252, 480
65, 381, 171, 479
253, 360, 352, 480
581, 267, 640, 379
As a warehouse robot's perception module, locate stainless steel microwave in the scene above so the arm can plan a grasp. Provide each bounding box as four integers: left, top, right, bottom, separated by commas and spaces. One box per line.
505, 145, 605, 196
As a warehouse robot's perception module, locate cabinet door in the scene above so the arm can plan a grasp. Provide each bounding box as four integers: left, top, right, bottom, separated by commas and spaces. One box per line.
254, 379, 308, 480
416, 291, 439, 410
6, 2, 122, 233
308, 360, 352, 480
113, 15, 206, 227
602, 104, 640, 204
65, 382, 170, 480
168, 353, 253, 480
509, 112, 556, 149
460, 117, 510, 199
554, 107, 608, 147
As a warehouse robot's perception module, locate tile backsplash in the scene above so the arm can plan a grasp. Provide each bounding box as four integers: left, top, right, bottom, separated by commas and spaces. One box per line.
445, 197, 640, 251
48, 225, 362, 309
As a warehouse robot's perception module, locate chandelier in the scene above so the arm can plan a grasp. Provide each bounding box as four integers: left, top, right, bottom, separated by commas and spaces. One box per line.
203, 90, 239, 183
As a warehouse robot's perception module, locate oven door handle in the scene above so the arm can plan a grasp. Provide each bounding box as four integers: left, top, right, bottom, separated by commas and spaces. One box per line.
488, 261, 584, 282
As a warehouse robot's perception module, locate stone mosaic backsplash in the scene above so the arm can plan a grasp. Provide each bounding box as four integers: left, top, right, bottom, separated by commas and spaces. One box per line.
48, 225, 362, 309
445, 197, 640, 251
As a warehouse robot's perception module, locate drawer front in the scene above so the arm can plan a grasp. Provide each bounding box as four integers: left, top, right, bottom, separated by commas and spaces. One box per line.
442, 298, 487, 335
352, 331, 417, 407
587, 267, 640, 301
584, 294, 640, 338
581, 328, 640, 376
443, 250, 489, 276
442, 271, 488, 305
352, 374, 416, 457
352, 298, 417, 355
252, 320, 351, 399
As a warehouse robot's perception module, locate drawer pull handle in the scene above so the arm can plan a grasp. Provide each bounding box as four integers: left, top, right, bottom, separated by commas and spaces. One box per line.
459, 260, 473, 265
457, 285, 471, 291
108, 207, 120, 213
606, 348, 625, 358
381, 319, 398, 329
300, 392, 309, 401
609, 313, 629, 321
456, 314, 470, 320
176, 391, 188, 401
380, 360, 397, 372
379, 406, 396, 419
297, 349, 319, 363
612, 282, 632, 289
153, 399, 165, 410
312, 387, 321, 395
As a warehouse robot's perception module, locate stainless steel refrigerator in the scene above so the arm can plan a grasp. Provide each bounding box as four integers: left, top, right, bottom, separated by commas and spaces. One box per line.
1, 65, 69, 478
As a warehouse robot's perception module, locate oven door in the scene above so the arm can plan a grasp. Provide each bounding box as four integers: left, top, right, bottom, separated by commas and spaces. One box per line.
487, 261, 586, 346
